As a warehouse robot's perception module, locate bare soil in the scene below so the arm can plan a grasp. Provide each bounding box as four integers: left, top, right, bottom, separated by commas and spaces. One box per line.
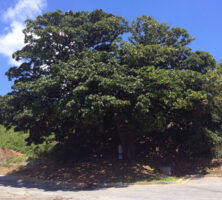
0, 148, 22, 162
0, 148, 25, 175
10, 159, 166, 187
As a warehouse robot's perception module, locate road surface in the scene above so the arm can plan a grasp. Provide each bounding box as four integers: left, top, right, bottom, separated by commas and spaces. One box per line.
0, 175, 221, 200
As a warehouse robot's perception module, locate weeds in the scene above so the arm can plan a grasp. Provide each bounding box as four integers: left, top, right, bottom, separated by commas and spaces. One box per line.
0, 125, 55, 158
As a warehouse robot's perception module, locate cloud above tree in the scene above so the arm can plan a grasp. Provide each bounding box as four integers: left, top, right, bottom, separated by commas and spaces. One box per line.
0, 0, 47, 65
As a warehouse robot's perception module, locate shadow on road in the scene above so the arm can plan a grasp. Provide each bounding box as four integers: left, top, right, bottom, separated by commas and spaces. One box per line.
0, 175, 128, 192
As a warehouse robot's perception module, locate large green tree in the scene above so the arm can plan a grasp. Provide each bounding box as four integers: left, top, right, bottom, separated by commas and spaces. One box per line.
1, 10, 222, 160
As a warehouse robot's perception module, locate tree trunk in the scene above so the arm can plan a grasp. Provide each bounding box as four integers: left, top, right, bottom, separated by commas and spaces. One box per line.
118, 124, 135, 160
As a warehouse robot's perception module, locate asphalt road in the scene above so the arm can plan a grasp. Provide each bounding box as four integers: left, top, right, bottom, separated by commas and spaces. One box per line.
0, 175, 222, 200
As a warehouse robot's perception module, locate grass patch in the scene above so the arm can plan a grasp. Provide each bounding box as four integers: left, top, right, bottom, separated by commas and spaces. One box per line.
0, 125, 55, 158
113, 174, 179, 183
150, 176, 179, 182
0, 126, 30, 154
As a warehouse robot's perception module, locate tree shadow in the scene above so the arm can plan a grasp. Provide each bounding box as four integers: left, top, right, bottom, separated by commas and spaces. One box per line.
5, 156, 178, 191
0, 175, 77, 191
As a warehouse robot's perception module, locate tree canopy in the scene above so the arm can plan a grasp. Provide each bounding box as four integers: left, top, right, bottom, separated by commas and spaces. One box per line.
1, 9, 222, 160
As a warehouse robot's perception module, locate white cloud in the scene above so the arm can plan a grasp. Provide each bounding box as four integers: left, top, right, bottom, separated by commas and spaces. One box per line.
0, 0, 47, 65
0, 22, 24, 65
4, 0, 46, 21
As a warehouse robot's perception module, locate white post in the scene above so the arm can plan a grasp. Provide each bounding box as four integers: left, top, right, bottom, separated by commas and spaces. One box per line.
118, 144, 123, 160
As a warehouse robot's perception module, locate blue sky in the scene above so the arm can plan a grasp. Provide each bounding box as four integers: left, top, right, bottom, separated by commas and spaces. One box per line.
0, 0, 222, 95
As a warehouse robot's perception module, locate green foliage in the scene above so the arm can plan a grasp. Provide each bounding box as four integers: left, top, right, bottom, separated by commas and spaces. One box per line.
0, 126, 55, 157
1, 9, 222, 159
0, 126, 30, 154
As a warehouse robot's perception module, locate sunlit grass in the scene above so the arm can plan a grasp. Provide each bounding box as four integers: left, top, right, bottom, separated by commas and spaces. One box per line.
113, 175, 179, 183
0, 125, 55, 157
